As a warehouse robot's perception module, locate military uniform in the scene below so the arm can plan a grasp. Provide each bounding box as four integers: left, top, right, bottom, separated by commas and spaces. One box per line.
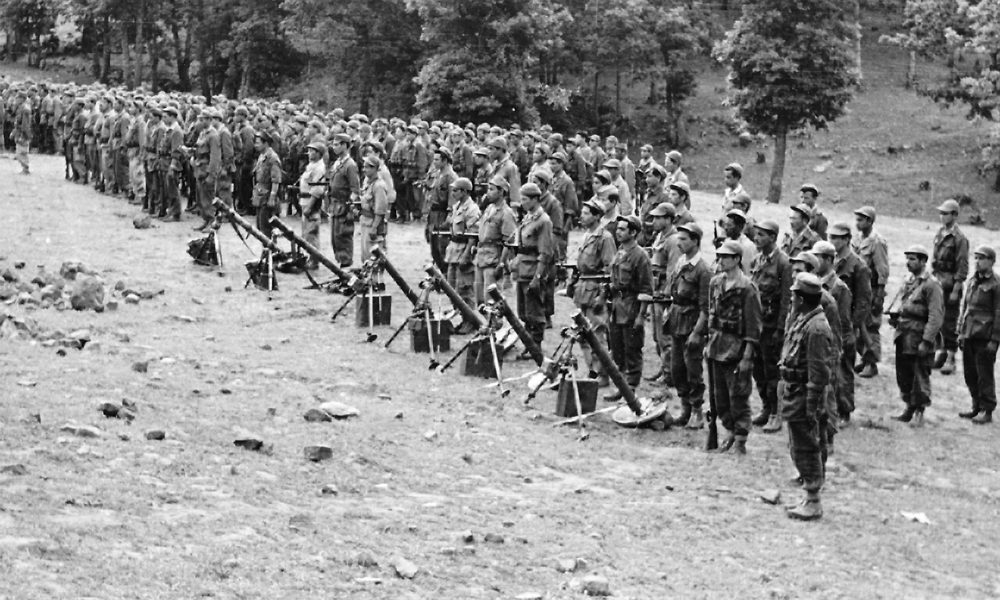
667, 252, 712, 413
472, 159, 494, 208
854, 229, 890, 368
607, 237, 653, 388
474, 198, 516, 305
750, 246, 792, 425
648, 225, 680, 382
931, 223, 969, 354
217, 121, 235, 208
888, 267, 944, 415
401, 139, 429, 221
143, 116, 163, 212
511, 206, 554, 345
252, 145, 283, 237
194, 124, 222, 220
781, 227, 820, 261
572, 224, 616, 379
445, 194, 481, 311
780, 304, 835, 497
158, 119, 184, 218
13, 98, 32, 173
957, 265, 1000, 416
426, 165, 457, 273
359, 173, 390, 260
298, 154, 327, 251
834, 243, 871, 415
705, 270, 763, 442
327, 152, 360, 266
539, 190, 565, 323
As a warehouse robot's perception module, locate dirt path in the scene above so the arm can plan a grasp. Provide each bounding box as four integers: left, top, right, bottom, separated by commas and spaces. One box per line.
1, 155, 999, 599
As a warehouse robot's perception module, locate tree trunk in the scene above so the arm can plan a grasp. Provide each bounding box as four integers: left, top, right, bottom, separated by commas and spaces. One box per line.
171, 25, 191, 90
647, 79, 656, 105
593, 70, 599, 129
102, 16, 112, 83
615, 65, 621, 118
854, 0, 863, 85
121, 22, 132, 89
767, 127, 787, 203
239, 52, 252, 98
150, 38, 160, 92
197, 36, 211, 98
906, 50, 916, 89
134, 0, 145, 88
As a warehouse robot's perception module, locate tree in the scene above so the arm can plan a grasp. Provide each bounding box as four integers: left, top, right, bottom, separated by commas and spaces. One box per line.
2, 0, 58, 66
880, 0, 970, 88
407, 0, 571, 125
714, 0, 859, 203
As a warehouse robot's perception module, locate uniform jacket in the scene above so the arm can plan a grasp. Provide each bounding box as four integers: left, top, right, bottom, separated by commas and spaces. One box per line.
958, 270, 1000, 343
779, 307, 835, 420
445, 197, 481, 265
609, 240, 653, 324
475, 200, 516, 268
750, 246, 792, 330
931, 224, 969, 292
252, 147, 282, 207
835, 247, 873, 329
854, 230, 890, 289
573, 226, 616, 309
888, 270, 944, 354
666, 254, 711, 338
705, 270, 762, 362
512, 206, 553, 283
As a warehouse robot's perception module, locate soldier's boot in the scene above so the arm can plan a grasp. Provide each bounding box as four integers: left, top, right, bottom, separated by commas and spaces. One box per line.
909, 408, 925, 428
733, 436, 747, 455
596, 374, 610, 388
674, 405, 691, 428
718, 432, 736, 453
786, 492, 823, 521
684, 407, 703, 430
972, 411, 993, 425
644, 369, 664, 383
858, 363, 878, 378
892, 405, 915, 423
932, 349, 948, 370
940, 351, 956, 375
751, 408, 770, 427
762, 414, 783, 433
959, 405, 980, 419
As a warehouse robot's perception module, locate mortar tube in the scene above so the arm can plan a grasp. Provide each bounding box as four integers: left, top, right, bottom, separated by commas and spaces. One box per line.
486, 283, 545, 367
571, 310, 642, 416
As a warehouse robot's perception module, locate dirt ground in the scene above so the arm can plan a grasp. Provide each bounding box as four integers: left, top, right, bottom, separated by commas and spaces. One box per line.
2, 153, 1000, 600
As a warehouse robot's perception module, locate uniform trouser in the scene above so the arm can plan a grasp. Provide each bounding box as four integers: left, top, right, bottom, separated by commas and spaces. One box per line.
609, 322, 644, 388
447, 263, 476, 313
837, 341, 856, 416
198, 175, 218, 220
217, 171, 233, 206
544, 279, 556, 319
672, 334, 705, 408
72, 144, 86, 180
162, 169, 181, 217
115, 147, 129, 190
144, 164, 160, 211
942, 293, 961, 351
399, 182, 418, 219
860, 286, 885, 364
709, 359, 752, 437
787, 417, 824, 493
128, 150, 146, 200
237, 167, 254, 212
100, 146, 115, 189
578, 305, 609, 376
751, 327, 782, 415
962, 340, 998, 413
474, 264, 500, 306
331, 215, 355, 267
14, 138, 29, 171
425, 210, 448, 272
85, 143, 97, 176
256, 202, 277, 239
651, 304, 671, 378
515, 281, 546, 345
360, 223, 386, 262
895, 345, 932, 410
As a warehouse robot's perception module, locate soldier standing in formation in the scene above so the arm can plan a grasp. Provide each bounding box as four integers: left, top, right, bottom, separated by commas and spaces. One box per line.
930, 198, 969, 375
604, 215, 653, 401
445, 177, 481, 333
570, 199, 616, 387
668, 223, 712, 429
645, 202, 680, 388
358, 155, 390, 262
958, 245, 1000, 424
853, 206, 890, 379
327, 133, 360, 266
749, 219, 792, 433
474, 176, 516, 306
251, 131, 282, 238
503, 183, 554, 353
298, 141, 327, 263
888, 245, 944, 427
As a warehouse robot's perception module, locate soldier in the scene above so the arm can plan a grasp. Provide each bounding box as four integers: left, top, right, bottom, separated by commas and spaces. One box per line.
810, 241, 851, 451
490, 136, 521, 207
644, 202, 680, 387
887, 245, 944, 427
213, 109, 235, 212
719, 209, 756, 271
193, 109, 222, 230
931, 198, 970, 374
445, 177, 481, 333
358, 155, 389, 261
853, 206, 890, 378
233, 107, 256, 214
615, 144, 636, 198
634, 144, 655, 205
143, 107, 163, 214
474, 175, 516, 305
70, 98, 89, 182
570, 199, 617, 387
706, 240, 763, 453
781, 204, 820, 258
828, 222, 870, 424
722, 162, 746, 212
749, 219, 792, 433
799, 184, 828, 240
12, 90, 31, 174
450, 128, 474, 180
957, 245, 1000, 424
251, 131, 283, 237
548, 150, 579, 236
400, 125, 429, 223
97, 96, 116, 193
502, 182, 554, 354
669, 181, 694, 226
298, 141, 327, 262
327, 133, 360, 266
158, 106, 185, 221
780, 272, 836, 521
426, 147, 457, 273
667, 222, 712, 428
603, 158, 633, 217
602, 215, 654, 401
122, 100, 145, 204
533, 170, 564, 329
471, 147, 494, 208
663, 150, 689, 187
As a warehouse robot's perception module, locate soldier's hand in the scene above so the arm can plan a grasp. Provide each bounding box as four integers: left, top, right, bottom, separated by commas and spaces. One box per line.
738, 357, 753, 374
368, 232, 379, 242
958, 338, 965, 351
987, 340, 998, 355
918, 340, 933, 356
949, 289, 961, 304
685, 333, 702, 352
528, 277, 542, 293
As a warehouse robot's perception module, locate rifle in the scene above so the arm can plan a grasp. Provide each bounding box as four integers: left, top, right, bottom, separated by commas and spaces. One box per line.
637, 292, 673, 305
213, 198, 281, 253
424, 264, 486, 330
486, 283, 544, 367
706, 354, 719, 451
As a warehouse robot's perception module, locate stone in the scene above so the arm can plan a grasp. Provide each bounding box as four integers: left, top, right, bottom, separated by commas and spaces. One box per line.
555, 558, 580, 573
132, 361, 149, 373
354, 577, 383, 585
68, 329, 91, 343
125, 294, 140, 304
2, 268, 18, 282
105, 301, 118, 312
459, 531, 475, 543
760, 489, 782, 505
392, 557, 419, 579
98, 403, 121, 418
0, 464, 27, 476
318, 401, 359, 419
353, 551, 378, 568
59, 261, 91, 280
304, 445, 333, 462
320, 484, 339, 496
39, 283, 64, 302
233, 435, 266, 452
114, 281, 126, 292
515, 594, 543, 600
484, 533, 504, 544
424, 430, 438, 441
145, 430, 166, 441
132, 214, 152, 229
59, 423, 101, 438
303, 408, 333, 423
582, 575, 612, 597
70, 276, 105, 312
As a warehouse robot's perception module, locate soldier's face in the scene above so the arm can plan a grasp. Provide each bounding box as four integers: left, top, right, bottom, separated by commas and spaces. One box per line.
548, 159, 562, 173
614, 224, 632, 244
830, 235, 848, 252
652, 216, 668, 232
754, 229, 774, 249
792, 262, 808, 275
580, 208, 597, 227
789, 212, 805, 231
724, 171, 739, 188
533, 148, 545, 162
486, 185, 501, 202
800, 190, 817, 205
939, 211, 956, 227
646, 174, 658, 188
640, 148, 650, 159
363, 164, 376, 177
723, 218, 741, 238
718, 255, 740, 271
975, 255, 995, 273
677, 232, 697, 254
855, 215, 871, 232
432, 154, 443, 169
668, 189, 681, 203
906, 254, 925, 274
